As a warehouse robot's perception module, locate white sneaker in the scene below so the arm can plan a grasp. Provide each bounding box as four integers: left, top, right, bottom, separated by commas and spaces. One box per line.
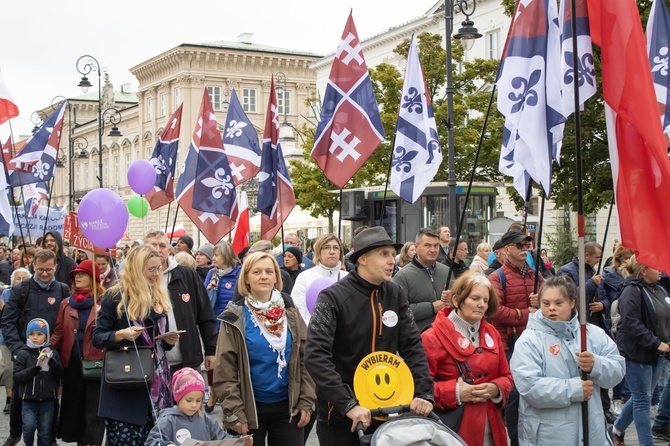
652, 404, 659, 419
611, 400, 622, 416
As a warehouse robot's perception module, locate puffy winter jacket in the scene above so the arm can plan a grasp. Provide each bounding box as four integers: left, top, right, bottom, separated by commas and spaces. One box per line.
511, 311, 624, 445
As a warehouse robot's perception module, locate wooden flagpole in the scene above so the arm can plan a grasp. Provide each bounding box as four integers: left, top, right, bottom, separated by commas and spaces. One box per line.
596, 195, 615, 275
169, 204, 180, 245
164, 202, 172, 234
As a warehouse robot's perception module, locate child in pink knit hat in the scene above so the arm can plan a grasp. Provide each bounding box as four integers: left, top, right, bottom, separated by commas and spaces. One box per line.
145, 367, 251, 446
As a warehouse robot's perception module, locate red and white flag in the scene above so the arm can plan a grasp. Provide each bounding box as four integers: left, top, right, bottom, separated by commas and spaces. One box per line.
232, 191, 250, 254
310, 12, 385, 189
0, 69, 18, 126
589, 0, 670, 274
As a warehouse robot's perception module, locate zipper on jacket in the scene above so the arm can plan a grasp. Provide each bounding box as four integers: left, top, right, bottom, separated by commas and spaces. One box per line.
370, 291, 378, 352
222, 318, 259, 427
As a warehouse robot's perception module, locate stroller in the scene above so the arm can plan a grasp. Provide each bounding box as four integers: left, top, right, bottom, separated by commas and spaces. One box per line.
356, 405, 466, 446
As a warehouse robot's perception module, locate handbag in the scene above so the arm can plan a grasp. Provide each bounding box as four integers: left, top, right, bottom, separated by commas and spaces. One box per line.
104, 345, 154, 389
433, 360, 472, 432
507, 326, 519, 351
71, 316, 103, 380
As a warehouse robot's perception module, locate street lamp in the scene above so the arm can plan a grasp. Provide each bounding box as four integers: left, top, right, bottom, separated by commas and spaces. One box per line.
445, 0, 482, 232
76, 55, 123, 188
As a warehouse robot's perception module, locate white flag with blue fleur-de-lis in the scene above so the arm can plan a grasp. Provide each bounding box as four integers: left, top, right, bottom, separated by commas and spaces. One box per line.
390, 34, 442, 204
647, 0, 670, 147
496, 0, 566, 198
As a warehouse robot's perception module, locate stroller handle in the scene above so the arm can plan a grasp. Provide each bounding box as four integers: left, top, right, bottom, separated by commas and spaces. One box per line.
356, 405, 440, 439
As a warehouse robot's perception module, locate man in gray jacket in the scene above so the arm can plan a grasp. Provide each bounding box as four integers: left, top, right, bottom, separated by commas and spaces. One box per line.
393, 228, 451, 331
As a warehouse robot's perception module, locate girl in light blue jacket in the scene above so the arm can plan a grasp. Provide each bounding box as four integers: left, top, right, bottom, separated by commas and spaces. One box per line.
511, 276, 625, 445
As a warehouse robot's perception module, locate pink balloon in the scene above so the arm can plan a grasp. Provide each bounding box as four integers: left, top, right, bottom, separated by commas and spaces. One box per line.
127, 160, 157, 195
78, 188, 129, 248
305, 277, 336, 314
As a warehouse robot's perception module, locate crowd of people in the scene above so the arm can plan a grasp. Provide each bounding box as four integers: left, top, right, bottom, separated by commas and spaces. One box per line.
0, 224, 665, 446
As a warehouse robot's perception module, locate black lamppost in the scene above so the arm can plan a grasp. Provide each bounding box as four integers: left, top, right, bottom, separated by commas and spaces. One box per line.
76, 55, 123, 188
445, 0, 482, 232
274, 72, 289, 124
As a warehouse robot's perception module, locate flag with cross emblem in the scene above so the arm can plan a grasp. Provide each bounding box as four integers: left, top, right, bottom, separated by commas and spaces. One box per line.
310, 11, 384, 189
222, 89, 261, 186
146, 104, 183, 210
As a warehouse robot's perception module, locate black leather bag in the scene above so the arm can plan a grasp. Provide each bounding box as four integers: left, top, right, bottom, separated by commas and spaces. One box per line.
103, 346, 154, 389
433, 360, 472, 432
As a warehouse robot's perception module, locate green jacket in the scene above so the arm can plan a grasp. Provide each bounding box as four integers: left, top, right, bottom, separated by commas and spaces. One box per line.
212, 294, 315, 430
393, 258, 451, 331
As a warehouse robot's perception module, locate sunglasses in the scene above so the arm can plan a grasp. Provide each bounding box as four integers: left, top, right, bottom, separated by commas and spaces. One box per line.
515, 242, 531, 250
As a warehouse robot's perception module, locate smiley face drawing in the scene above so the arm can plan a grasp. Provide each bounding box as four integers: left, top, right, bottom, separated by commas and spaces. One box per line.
353, 351, 414, 411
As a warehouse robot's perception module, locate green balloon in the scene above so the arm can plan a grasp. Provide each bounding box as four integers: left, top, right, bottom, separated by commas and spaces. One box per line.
128, 195, 148, 218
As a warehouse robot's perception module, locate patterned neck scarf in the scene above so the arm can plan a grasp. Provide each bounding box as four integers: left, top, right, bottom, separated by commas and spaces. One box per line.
245, 289, 288, 377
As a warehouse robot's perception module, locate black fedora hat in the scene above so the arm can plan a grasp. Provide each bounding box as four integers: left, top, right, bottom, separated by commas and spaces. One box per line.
350, 227, 403, 264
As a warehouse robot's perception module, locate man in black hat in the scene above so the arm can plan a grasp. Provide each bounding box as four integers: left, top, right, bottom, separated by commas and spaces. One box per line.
176, 235, 194, 255
489, 230, 543, 446
484, 239, 507, 277
305, 227, 434, 446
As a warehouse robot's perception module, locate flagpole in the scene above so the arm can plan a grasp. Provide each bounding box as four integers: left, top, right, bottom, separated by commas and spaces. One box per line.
533, 194, 546, 293
6, 123, 27, 247
380, 135, 396, 228
444, 85, 497, 289
569, 0, 588, 441
169, 204, 180, 245
338, 188, 343, 240
521, 182, 532, 233
41, 176, 56, 241
18, 188, 31, 245
596, 195, 615, 275
164, 202, 172, 233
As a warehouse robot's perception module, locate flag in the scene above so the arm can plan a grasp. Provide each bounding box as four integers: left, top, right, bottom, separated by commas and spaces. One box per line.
390, 35, 442, 204
0, 68, 19, 125
8, 101, 66, 187
175, 90, 236, 244
588, 0, 670, 274
310, 12, 385, 189
165, 224, 187, 240
558, 0, 597, 159
223, 89, 261, 186
192, 92, 237, 219
646, 0, 670, 146
258, 77, 295, 241
146, 105, 183, 210
232, 191, 250, 254
0, 139, 14, 236
496, 0, 565, 197
23, 181, 49, 217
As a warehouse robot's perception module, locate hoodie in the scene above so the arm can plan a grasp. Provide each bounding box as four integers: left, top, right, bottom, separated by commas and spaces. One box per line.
13, 318, 63, 401
44, 231, 77, 287
144, 407, 235, 446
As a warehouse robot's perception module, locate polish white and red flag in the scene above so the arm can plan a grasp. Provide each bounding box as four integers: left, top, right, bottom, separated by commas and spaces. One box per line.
232, 190, 250, 255
310, 11, 385, 189
0, 68, 19, 126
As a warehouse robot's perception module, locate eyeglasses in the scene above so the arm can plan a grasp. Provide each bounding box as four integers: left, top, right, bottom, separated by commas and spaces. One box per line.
515, 242, 531, 250
458, 247, 469, 252
146, 266, 162, 275
321, 245, 341, 252
35, 268, 55, 274
74, 271, 89, 277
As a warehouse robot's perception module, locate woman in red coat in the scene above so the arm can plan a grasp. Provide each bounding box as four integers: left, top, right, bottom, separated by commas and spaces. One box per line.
50, 259, 106, 446
422, 271, 513, 446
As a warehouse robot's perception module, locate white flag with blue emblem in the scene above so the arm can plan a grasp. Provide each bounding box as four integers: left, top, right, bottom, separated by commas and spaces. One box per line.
647, 0, 670, 147
390, 35, 442, 204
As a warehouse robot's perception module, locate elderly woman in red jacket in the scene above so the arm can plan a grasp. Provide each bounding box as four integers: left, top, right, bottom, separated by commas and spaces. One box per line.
421, 271, 513, 446
50, 259, 106, 446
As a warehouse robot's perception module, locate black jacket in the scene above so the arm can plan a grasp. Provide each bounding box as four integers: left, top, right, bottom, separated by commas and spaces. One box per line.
617, 278, 666, 365
14, 346, 63, 401
167, 264, 217, 367
44, 231, 77, 287
484, 259, 503, 277
444, 257, 468, 279
2, 278, 69, 356
305, 270, 433, 428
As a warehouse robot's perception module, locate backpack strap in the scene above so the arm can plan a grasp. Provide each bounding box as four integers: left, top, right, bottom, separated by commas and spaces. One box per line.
495, 269, 507, 294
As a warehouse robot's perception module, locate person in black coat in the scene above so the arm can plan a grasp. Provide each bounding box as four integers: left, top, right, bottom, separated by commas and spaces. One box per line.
42, 231, 77, 288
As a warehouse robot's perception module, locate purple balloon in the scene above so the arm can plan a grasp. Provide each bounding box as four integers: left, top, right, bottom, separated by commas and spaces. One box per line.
78, 188, 129, 248
127, 159, 157, 195
305, 277, 336, 314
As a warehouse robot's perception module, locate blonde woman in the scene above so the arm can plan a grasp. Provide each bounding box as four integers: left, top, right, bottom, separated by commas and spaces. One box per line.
397, 241, 416, 269
213, 252, 315, 446
469, 242, 492, 274
93, 245, 179, 446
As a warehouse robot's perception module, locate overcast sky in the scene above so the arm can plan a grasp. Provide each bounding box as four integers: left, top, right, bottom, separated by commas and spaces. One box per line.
0, 0, 438, 140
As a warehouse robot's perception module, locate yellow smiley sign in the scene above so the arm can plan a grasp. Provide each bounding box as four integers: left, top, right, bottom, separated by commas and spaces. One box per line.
353, 351, 414, 410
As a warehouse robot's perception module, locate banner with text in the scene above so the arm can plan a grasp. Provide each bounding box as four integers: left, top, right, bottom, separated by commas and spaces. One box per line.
12, 205, 65, 236
64, 212, 116, 256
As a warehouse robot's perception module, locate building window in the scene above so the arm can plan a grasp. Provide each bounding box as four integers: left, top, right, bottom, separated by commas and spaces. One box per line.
278, 90, 291, 116
160, 93, 167, 117
114, 156, 120, 187
146, 97, 153, 121
207, 86, 222, 111
84, 163, 89, 190
103, 163, 108, 188
125, 153, 131, 179
242, 88, 257, 113
174, 88, 181, 109
486, 29, 502, 60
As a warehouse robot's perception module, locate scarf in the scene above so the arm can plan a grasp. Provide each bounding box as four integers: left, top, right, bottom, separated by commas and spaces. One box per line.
73, 288, 90, 303
245, 289, 288, 377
